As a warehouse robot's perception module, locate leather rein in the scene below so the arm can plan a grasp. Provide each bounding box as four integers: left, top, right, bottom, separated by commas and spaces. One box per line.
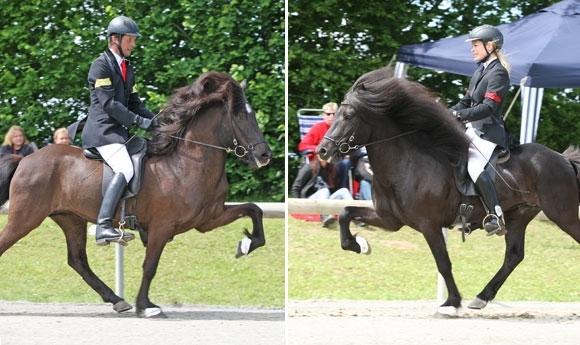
169, 103, 266, 158
323, 118, 417, 154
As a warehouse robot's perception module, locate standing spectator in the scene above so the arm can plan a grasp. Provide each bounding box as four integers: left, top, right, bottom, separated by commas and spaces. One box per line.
53, 127, 72, 145
0, 125, 38, 157
81, 15, 157, 246
291, 155, 353, 228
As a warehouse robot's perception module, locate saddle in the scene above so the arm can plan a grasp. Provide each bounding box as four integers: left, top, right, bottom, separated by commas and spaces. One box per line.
453, 147, 510, 197
451, 147, 510, 238
83, 136, 148, 199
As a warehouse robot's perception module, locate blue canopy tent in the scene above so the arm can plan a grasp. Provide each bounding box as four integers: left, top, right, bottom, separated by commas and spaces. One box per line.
395, 0, 580, 143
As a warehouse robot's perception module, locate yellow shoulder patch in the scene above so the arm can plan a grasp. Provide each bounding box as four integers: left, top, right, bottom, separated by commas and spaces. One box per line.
94, 78, 112, 88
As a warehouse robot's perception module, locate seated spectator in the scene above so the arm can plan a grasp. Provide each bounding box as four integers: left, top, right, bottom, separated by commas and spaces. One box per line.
291, 154, 353, 228
0, 125, 38, 157
355, 151, 373, 200
53, 127, 72, 145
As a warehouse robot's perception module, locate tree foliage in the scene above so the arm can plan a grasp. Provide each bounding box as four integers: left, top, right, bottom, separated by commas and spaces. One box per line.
0, 0, 284, 202
289, 0, 580, 185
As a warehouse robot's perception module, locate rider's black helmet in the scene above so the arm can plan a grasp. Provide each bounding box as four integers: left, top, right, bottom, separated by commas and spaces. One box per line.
465, 24, 503, 49
107, 16, 141, 37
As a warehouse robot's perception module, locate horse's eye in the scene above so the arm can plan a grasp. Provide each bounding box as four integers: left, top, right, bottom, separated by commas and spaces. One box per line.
342, 107, 354, 120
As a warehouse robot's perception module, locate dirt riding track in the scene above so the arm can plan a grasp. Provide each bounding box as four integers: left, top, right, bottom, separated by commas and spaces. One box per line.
0, 301, 284, 345
288, 299, 580, 345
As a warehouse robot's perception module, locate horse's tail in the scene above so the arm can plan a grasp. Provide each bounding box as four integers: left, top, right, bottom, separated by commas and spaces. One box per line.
563, 145, 580, 202
0, 154, 22, 205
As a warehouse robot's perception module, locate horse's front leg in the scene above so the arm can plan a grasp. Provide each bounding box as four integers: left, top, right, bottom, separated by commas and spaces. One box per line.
52, 214, 132, 313
135, 227, 172, 318
198, 203, 266, 258
338, 206, 403, 254
421, 225, 462, 314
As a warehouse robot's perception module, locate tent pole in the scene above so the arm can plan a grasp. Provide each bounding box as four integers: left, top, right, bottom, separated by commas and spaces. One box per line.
503, 86, 521, 120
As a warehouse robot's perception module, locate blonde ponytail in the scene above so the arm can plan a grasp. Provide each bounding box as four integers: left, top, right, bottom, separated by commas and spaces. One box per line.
496, 50, 511, 74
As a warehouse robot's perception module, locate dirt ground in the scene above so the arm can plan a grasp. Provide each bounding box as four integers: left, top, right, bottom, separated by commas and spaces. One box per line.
3, 299, 580, 345
0, 301, 284, 345
288, 299, 580, 345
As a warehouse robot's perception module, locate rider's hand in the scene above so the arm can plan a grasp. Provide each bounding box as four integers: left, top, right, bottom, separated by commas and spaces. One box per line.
134, 116, 153, 131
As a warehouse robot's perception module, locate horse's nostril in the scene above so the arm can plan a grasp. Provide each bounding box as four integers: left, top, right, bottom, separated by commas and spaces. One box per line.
318, 147, 327, 155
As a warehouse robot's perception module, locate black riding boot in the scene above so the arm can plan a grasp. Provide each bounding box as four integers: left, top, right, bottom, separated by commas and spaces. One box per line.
475, 172, 507, 236
95, 173, 135, 246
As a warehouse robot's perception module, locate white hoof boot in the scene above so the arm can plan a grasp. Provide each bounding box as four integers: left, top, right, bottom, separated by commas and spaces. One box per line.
355, 236, 371, 255
468, 297, 488, 309
239, 237, 251, 255
141, 307, 166, 318
437, 306, 458, 316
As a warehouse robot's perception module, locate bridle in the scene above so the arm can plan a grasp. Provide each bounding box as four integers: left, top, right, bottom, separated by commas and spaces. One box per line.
323, 117, 417, 154
169, 103, 266, 158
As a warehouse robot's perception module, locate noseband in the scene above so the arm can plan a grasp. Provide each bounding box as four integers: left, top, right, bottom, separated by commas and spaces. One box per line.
169, 103, 266, 158
323, 118, 417, 153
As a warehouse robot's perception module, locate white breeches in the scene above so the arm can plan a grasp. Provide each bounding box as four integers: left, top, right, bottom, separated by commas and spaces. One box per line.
96, 143, 134, 183
465, 126, 496, 182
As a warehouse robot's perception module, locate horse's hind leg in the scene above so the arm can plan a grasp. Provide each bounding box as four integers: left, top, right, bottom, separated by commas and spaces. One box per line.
470, 208, 537, 309
51, 213, 132, 313
0, 208, 46, 255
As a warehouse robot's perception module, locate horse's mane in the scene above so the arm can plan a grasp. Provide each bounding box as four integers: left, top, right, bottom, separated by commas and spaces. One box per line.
148, 71, 246, 155
345, 67, 470, 165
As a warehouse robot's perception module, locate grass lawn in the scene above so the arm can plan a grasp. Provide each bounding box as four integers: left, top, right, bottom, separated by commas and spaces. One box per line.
288, 216, 580, 302
0, 215, 284, 307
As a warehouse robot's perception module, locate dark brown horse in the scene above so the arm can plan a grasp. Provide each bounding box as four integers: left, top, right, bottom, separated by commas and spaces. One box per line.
0, 71, 272, 318
317, 67, 580, 314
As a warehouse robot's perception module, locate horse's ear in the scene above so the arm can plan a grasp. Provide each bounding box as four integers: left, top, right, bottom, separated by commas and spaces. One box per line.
240, 79, 247, 91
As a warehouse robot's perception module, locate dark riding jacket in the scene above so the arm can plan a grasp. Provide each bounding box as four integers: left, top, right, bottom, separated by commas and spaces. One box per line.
81, 49, 155, 149
451, 59, 510, 148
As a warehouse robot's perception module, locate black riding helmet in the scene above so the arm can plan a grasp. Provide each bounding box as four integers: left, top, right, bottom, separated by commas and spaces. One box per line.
107, 16, 141, 58
107, 16, 141, 37
465, 24, 503, 63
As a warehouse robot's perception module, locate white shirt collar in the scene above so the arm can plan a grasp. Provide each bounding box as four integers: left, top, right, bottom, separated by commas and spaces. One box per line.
111, 50, 124, 67
483, 57, 497, 69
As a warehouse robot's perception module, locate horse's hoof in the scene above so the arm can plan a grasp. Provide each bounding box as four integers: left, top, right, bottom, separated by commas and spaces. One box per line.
468, 297, 488, 309
355, 235, 372, 255
113, 300, 133, 313
235, 237, 252, 258
138, 307, 167, 318
437, 306, 458, 316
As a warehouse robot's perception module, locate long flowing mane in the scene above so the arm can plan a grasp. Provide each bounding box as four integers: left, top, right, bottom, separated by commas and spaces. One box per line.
345, 67, 470, 164
148, 71, 247, 155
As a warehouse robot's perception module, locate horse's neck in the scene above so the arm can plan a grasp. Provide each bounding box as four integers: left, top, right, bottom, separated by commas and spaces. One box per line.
367, 140, 438, 178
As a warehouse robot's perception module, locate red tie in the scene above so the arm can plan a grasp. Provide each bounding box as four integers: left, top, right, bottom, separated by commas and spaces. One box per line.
121, 60, 127, 82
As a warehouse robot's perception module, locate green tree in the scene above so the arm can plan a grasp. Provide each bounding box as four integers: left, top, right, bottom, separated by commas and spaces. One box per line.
289, 0, 580, 188
0, 0, 284, 202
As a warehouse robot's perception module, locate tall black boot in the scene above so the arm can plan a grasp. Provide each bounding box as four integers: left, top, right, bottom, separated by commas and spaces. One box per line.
475, 172, 507, 236
95, 173, 135, 246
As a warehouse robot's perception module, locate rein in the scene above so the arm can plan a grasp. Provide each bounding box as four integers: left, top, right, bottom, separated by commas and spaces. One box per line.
168, 104, 266, 158
323, 118, 417, 154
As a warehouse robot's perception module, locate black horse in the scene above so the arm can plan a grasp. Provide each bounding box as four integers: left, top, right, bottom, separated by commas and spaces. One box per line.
317, 67, 580, 314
